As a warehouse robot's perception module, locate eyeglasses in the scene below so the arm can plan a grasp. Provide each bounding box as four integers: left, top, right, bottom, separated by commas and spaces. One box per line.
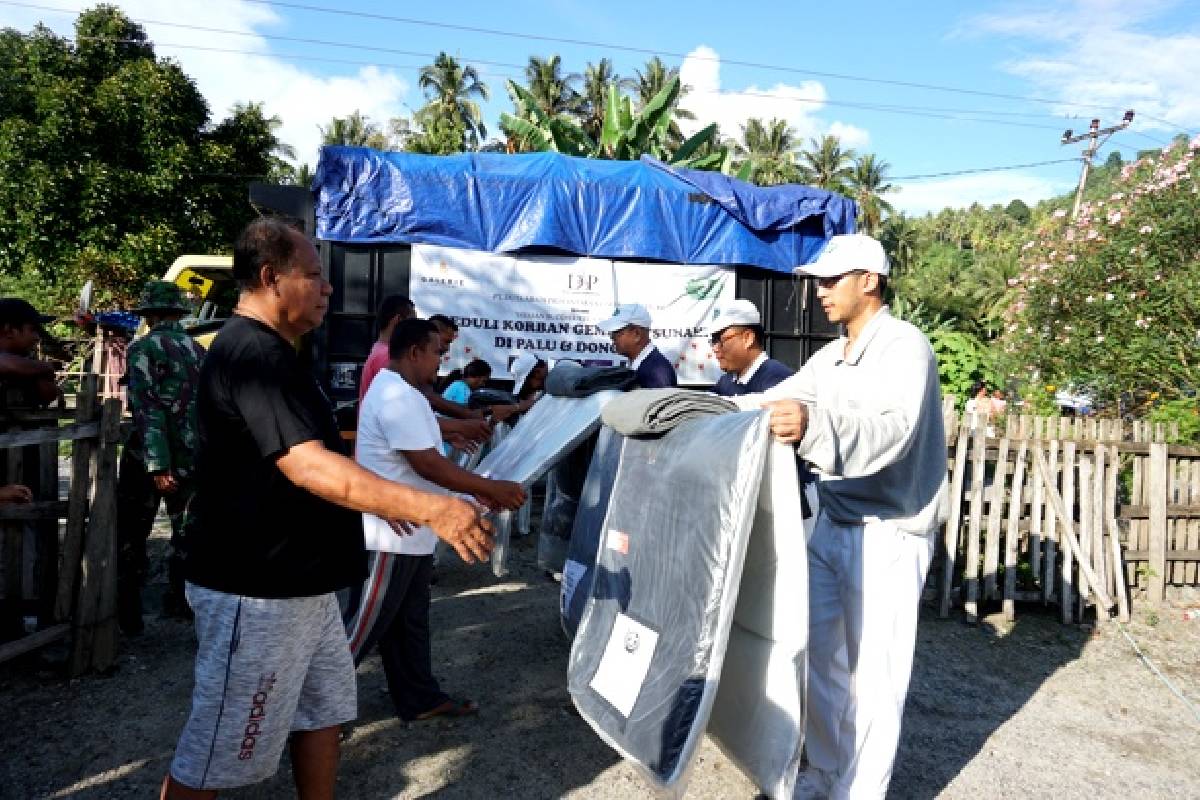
815, 270, 868, 290
710, 329, 743, 349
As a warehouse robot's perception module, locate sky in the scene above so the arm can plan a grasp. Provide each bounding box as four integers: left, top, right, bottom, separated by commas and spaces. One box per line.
1, 0, 1198, 214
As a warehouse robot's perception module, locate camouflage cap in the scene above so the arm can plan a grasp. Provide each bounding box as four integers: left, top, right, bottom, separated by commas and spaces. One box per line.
133, 281, 191, 315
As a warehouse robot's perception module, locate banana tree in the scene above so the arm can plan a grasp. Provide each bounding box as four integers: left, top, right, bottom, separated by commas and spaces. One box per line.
499, 80, 594, 156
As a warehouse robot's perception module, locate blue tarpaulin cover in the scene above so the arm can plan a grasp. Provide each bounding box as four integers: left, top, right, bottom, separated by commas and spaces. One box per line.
313, 148, 856, 275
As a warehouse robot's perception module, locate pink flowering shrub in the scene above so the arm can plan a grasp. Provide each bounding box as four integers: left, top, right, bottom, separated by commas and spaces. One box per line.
999, 136, 1200, 409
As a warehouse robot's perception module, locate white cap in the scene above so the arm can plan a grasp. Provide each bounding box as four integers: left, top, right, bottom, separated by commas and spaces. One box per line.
704, 298, 761, 334
795, 233, 889, 278
596, 303, 652, 333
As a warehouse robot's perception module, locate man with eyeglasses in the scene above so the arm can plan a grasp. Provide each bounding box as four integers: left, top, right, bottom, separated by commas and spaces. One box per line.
734, 233, 948, 800
705, 298, 793, 396
596, 303, 676, 389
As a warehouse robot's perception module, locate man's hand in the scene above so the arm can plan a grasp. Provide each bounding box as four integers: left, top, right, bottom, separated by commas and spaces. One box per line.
0, 484, 33, 505
455, 417, 492, 443
478, 479, 525, 511
763, 399, 810, 444
428, 496, 494, 563
444, 432, 479, 453
489, 404, 520, 424
152, 473, 180, 494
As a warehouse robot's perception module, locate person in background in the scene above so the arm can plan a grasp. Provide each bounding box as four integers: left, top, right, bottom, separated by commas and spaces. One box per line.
344, 319, 525, 721
429, 314, 459, 349
441, 358, 491, 406
510, 353, 547, 405
734, 233, 947, 800
359, 294, 415, 405
596, 303, 676, 389
0, 298, 58, 408
115, 280, 206, 635
162, 217, 493, 800
705, 298, 793, 396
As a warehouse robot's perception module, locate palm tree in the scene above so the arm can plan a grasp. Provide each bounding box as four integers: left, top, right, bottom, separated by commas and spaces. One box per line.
849, 153, 896, 234
880, 214, 920, 278
417, 52, 489, 149
798, 134, 856, 193
580, 58, 633, 142
523, 55, 582, 118
319, 111, 388, 149
735, 117, 801, 186
634, 56, 694, 148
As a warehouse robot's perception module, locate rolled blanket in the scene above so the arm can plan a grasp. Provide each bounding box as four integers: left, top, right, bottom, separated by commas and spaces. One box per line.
601, 388, 739, 436
545, 362, 638, 398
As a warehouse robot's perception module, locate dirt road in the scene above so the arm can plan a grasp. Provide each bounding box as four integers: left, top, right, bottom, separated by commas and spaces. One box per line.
2, 530, 1198, 799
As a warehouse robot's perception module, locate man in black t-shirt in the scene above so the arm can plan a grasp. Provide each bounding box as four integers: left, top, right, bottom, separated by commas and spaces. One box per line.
163, 218, 494, 800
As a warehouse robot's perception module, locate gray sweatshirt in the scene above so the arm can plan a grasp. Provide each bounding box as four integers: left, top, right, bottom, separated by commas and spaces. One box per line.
735, 307, 949, 536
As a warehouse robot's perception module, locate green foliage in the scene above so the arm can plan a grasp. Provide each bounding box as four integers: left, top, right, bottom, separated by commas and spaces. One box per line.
999, 138, 1200, 409
928, 328, 998, 405
1148, 396, 1200, 444
0, 6, 289, 310
417, 52, 488, 149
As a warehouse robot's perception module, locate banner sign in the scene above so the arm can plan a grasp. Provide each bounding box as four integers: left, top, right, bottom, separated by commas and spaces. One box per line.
411, 245, 736, 385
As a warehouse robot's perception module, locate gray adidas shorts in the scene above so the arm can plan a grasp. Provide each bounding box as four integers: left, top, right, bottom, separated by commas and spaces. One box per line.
169, 583, 357, 790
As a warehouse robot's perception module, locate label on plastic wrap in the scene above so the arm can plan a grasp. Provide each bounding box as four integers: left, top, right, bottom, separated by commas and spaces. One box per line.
606, 529, 629, 555
561, 559, 587, 615
589, 612, 659, 717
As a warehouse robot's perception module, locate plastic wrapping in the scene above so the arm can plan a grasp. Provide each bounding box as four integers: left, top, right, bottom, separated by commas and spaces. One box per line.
560, 425, 625, 636
536, 433, 597, 575
567, 410, 770, 791
475, 392, 620, 576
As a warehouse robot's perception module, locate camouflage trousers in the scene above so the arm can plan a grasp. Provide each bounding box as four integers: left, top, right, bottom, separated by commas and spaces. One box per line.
115, 447, 193, 633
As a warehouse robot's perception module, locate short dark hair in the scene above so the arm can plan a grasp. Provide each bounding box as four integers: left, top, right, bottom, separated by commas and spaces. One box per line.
377, 294, 414, 328
463, 358, 492, 379
746, 324, 766, 349
389, 318, 439, 360
429, 314, 458, 332
233, 217, 305, 289
875, 274, 889, 296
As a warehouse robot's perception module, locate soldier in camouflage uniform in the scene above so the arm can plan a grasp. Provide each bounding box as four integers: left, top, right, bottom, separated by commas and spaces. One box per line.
116, 281, 205, 635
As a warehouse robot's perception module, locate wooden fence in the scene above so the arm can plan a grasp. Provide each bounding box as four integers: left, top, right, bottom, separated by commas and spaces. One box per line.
938, 404, 1199, 625
0, 375, 123, 675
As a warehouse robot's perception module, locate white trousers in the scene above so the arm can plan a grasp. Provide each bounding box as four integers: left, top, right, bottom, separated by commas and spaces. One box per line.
800, 513, 935, 800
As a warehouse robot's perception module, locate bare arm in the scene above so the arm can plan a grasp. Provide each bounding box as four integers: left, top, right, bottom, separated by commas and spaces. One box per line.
275, 440, 493, 562
0, 353, 54, 378
420, 383, 483, 419
404, 448, 525, 510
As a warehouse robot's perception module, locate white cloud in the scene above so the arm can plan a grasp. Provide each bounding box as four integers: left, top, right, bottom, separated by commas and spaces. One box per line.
0, 1, 412, 168
827, 122, 870, 151
677, 45, 869, 148
964, 0, 1200, 134
893, 172, 1070, 216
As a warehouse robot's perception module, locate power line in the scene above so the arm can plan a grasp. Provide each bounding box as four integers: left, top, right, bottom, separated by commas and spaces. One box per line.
236, 0, 1196, 134
889, 158, 1081, 182
7, 0, 1192, 139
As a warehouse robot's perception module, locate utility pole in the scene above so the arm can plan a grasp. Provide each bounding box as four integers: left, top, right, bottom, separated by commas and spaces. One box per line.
1061, 110, 1134, 218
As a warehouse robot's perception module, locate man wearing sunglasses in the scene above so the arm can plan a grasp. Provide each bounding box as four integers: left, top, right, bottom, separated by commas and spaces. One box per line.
705, 298, 793, 396
734, 233, 948, 800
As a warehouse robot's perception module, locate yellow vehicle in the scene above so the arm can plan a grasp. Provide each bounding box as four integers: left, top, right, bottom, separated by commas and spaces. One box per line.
159, 255, 236, 348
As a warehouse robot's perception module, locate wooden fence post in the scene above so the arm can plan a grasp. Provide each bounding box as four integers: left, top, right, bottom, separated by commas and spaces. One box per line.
1147, 441, 1168, 606
69, 397, 121, 676
55, 375, 97, 622
964, 424, 987, 623
940, 423, 970, 618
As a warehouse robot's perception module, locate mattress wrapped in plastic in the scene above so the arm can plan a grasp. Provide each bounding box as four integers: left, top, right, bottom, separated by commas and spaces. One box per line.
537, 432, 597, 575
566, 410, 811, 796
560, 425, 625, 635
474, 391, 620, 576
567, 410, 770, 789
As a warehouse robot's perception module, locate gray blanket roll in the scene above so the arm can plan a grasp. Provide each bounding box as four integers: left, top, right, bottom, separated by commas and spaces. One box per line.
601, 388, 738, 436
545, 363, 638, 398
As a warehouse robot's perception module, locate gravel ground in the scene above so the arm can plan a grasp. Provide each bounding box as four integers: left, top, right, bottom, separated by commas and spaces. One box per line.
1, 523, 1198, 799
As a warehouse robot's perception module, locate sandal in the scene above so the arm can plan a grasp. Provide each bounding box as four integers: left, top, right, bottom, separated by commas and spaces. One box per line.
414, 699, 479, 721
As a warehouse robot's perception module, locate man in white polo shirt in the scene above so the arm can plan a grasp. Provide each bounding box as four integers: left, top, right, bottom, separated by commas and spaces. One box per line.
346, 318, 525, 721
735, 233, 948, 800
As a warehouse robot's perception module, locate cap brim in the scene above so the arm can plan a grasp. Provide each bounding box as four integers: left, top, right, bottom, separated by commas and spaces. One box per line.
793, 261, 850, 278
595, 318, 625, 334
